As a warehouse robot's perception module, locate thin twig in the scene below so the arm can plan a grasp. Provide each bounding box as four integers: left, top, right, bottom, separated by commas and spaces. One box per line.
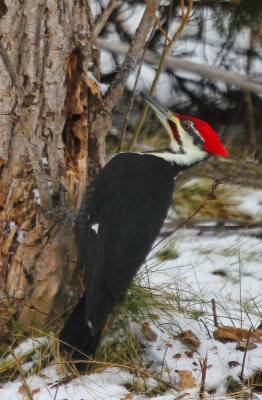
9, 348, 33, 400
51, 375, 75, 389
117, 23, 157, 152
212, 298, 218, 328
160, 346, 168, 378
53, 386, 59, 400
128, 0, 194, 150
92, 0, 123, 40
153, 175, 228, 249
199, 355, 207, 400
239, 250, 242, 329
143, 0, 172, 43
240, 328, 252, 382
200, 319, 212, 339
244, 306, 255, 330
103, 0, 162, 114
181, 0, 185, 18
250, 375, 254, 400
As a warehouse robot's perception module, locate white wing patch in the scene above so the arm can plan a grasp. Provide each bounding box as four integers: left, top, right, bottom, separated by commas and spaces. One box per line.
87, 320, 94, 334
91, 223, 99, 234
87, 320, 93, 329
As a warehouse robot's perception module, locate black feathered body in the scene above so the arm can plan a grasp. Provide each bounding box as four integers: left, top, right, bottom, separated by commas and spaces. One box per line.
60, 152, 184, 367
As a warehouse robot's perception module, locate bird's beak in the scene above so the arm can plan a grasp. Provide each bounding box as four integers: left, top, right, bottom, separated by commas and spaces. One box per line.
141, 93, 177, 123
141, 93, 181, 144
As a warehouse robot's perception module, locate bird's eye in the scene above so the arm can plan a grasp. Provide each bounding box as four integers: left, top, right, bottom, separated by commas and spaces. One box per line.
182, 120, 192, 129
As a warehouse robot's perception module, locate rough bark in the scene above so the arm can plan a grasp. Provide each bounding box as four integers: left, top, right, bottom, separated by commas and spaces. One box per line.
0, 0, 106, 338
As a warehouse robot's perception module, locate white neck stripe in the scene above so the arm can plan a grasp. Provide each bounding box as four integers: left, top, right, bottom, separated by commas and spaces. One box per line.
147, 146, 207, 166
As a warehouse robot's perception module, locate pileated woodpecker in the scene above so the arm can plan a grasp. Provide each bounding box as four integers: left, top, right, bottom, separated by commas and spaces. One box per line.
59, 93, 228, 369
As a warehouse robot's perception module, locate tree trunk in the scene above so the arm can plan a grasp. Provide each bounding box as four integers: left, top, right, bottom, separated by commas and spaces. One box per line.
0, 0, 108, 339
0, 0, 161, 340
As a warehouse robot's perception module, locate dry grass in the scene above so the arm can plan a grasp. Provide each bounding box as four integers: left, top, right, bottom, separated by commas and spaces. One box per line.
173, 177, 252, 222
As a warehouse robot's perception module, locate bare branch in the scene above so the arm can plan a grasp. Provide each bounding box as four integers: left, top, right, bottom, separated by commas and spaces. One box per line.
199, 355, 208, 400
212, 299, 218, 328
92, 0, 123, 41
153, 175, 228, 249
143, 0, 172, 43
128, 0, 193, 150
117, 24, 157, 152
240, 328, 252, 382
98, 40, 262, 94
103, 0, 162, 114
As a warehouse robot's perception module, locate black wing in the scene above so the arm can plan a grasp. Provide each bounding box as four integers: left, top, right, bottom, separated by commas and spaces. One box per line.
75, 153, 176, 334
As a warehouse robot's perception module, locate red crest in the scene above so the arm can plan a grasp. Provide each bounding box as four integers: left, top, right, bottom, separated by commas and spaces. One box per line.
177, 115, 229, 156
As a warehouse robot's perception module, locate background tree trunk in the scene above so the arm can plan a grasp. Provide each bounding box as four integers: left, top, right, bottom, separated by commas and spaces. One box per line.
0, 0, 108, 339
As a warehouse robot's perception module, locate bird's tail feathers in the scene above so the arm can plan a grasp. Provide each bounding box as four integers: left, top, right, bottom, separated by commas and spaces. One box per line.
59, 296, 102, 371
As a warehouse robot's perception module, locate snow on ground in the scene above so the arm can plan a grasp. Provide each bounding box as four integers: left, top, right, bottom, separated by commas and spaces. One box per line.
1, 188, 262, 399
235, 188, 262, 219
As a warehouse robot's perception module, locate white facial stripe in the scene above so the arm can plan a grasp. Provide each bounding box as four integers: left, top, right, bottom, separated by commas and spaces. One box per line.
149, 111, 208, 166
193, 127, 204, 142
174, 120, 207, 163
148, 118, 207, 165
148, 147, 207, 165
